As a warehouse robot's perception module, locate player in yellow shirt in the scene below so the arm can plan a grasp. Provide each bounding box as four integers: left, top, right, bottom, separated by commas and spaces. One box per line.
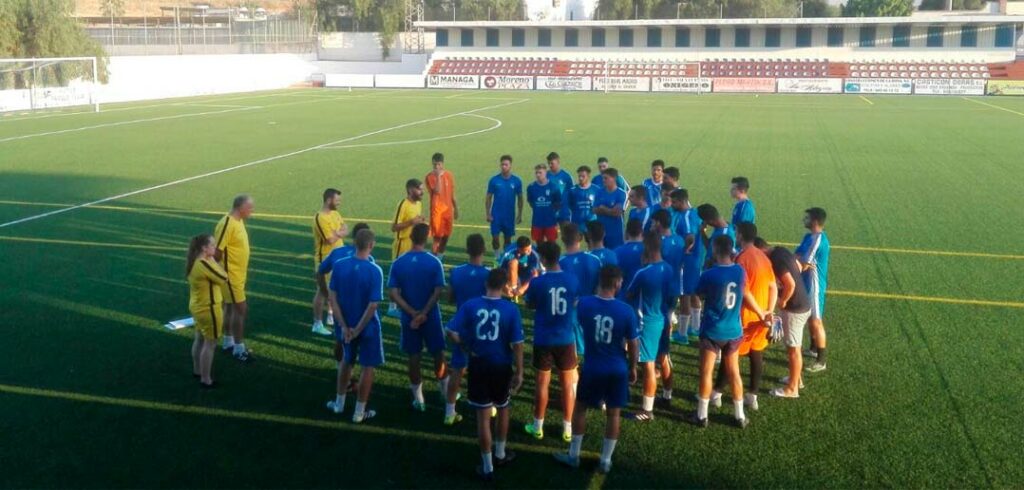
214, 194, 254, 362
389, 178, 425, 317
312, 188, 348, 336
187, 234, 229, 388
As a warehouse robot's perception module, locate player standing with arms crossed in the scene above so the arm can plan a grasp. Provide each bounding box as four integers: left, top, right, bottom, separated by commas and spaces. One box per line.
485, 155, 524, 256
312, 188, 348, 336
547, 152, 574, 227
425, 152, 458, 261
215, 194, 254, 362
527, 163, 562, 243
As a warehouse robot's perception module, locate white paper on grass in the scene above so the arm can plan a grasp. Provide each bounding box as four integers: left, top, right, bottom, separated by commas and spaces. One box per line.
164, 317, 194, 330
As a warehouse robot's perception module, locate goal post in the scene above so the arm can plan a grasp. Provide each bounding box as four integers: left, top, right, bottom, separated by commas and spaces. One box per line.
0, 57, 101, 114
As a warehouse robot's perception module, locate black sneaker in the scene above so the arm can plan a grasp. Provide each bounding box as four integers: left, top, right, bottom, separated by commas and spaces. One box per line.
495, 450, 516, 467
628, 410, 654, 422
475, 466, 494, 482
686, 412, 708, 428
655, 395, 672, 409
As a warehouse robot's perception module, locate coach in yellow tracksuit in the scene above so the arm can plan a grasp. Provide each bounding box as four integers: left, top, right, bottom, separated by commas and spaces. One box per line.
214, 194, 254, 362
188, 234, 228, 388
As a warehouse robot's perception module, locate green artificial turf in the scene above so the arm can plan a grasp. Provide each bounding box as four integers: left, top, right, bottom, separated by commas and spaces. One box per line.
1, 88, 1023, 488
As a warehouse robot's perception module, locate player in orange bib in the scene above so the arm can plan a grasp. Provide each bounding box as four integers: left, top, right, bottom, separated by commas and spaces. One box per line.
425, 152, 458, 261
712, 222, 777, 412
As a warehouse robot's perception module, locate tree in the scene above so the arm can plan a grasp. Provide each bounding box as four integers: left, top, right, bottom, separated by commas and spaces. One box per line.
802, 0, 840, 17
918, 0, 986, 10
99, 0, 125, 18
2, 0, 109, 89
841, 0, 912, 16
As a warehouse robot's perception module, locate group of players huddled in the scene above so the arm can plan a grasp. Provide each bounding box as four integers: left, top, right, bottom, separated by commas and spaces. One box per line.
184, 151, 831, 480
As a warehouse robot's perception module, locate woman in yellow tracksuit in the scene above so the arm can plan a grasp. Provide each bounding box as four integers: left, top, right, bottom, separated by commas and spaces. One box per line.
187, 234, 229, 388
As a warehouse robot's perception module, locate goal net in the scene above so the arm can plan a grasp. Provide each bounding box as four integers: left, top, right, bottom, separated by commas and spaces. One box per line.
0, 57, 100, 114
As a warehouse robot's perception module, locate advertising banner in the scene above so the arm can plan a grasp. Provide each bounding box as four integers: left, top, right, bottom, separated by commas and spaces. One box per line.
324, 74, 374, 88
592, 76, 650, 92
536, 76, 592, 91
985, 80, 1024, 96
481, 75, 534, 90
0, 89, 31, 112
843, 78, 912, 94
712, 78, 776, 93
426, 74, 480, 89
651, 77, 712, 93
777, 78, 843, 94
374, 74, 425, 88
913, 79, 985, 95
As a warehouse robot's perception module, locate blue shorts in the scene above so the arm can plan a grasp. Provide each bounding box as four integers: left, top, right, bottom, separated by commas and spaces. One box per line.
577, 370, 629, 409
401, 313, 445, 356
444, 319, 468, 369
681, 260, 702, 295
658, 317, 671, 357
490, 219, 515, 238
343, 329, 385, 367
808, 280, 827, 320
638, 317, 663, 363
574, 319, 585, 357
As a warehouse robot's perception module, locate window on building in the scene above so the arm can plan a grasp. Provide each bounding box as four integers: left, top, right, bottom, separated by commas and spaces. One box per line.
960, 25, 977, 47
512, 28, 525, 47
796, 26, 812, 47
436, 29, 449, 47
461, 28, 474, 47
565, 28, 579, 47
927, 25, 944, 47
647, 27, 662, 47
619, 28, 634, 47
486, 28, 499, 47
859, 26, 876, 47
675, 27, 690, 47
538, 28, 552, 47
705, 27, 720, 48
735, 27, 750, 47
592, 28, 606, 47
765, 27, 781, 48
892, 25, 910, 47
995, 24, 1014, 48
827, 26, 843, 47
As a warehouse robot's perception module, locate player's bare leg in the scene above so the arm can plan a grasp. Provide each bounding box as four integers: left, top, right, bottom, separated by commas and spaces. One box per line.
352, 367, 376, 423
327, 360, 355, 415
229, 301, 250, 361
632, 362, 657, 421
476, 406, 495, 479
191, 330, 203, 377
408, 353, 425, 411
311, 288, 332, 335
725, 350, 748, 427
221, 305, 235, 351
784, 346, 802, 395
689, 347, 718, 427
559, 369, 576, 441
434, 352, 449, 404
432, 235, 449, 257
807, 318, 828, 371
527, 370, 551, 438
657, 352, 673, 403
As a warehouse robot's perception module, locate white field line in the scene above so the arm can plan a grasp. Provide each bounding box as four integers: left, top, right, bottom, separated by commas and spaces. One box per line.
0, 98, 529, 229
317, 113, 502, 150
961, 96, 1024, 118
172, 102, 261, 109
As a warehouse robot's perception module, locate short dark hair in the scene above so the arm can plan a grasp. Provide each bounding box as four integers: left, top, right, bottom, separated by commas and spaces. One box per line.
598, 265, 622, 290
515, 236, 532, 249
664, 167, 679, 180
670, 188, 689, 202
486, 268, 508, 290
586, 221, 605, 243
561, 223, 581, 246
626, 218, 643, 238
805, 207, 827, 225
576, 165, 591, 175
466, 234, 485, 258
642, 230, 662, 256
546, 152, 560, 162
232, 194, 251, 210
351, 222, 370, 236
537, 241, 561, 266
411, 223, 430, 246
355, 229, 375, 251
406, 178, 422, 191
432, 152, 444, 163
629, 185, 647, 202
731, 176, 750, 191
736, 222, 758, 244
651, 209, 671, 230
753, 237, 769, 250
651, 159, 665, 169
660, 182, 675, 193
697, 203, 720, 223
500, 154, 513, 163
712, 235, 733, 258
602, 167, 619, 179
323, 188, 341, 202
597, 157, 609, 165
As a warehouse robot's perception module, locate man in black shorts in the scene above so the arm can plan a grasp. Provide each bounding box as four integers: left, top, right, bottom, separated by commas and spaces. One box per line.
757, 238, 812, 398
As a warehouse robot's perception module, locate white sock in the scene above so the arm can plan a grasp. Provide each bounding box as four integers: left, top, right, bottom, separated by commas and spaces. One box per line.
439, 375, 450, 398
734, 398, 746, 420
233, 343, 246, 355
334, 394, 346, 409
222, 335, 234, 348
600, 438, 618, 465
563, 420, 572, 435
569, 434, 583, 459
494, 440, 506, 460
697, 397, 709, 419
662, 388, 672, 399
354, 401, 366, 419
691, 309, 702, 328
445, 403, 456, 418
678, 315, 690, 335
533, 417, 544, 430
643, 395, 654, 412
711, 390, 722, 402
481, 452, 494, 473
411, 383, 424, 404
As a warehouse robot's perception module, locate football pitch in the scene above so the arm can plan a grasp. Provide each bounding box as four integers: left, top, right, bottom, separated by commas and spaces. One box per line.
1, 88, 1023, 488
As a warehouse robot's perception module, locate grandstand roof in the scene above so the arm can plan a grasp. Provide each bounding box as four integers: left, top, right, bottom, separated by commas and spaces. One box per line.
418, 15, 1024, 29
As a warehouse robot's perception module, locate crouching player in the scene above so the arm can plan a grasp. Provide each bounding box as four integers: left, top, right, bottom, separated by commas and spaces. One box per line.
554, 265, 639, 474
447, 269, 525, 481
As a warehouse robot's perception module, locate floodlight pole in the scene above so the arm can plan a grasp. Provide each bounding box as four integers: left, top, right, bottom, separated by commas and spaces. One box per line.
92, 57, 100, 112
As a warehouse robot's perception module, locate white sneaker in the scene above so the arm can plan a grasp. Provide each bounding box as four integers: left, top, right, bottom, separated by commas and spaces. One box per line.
710, 391, 723, 408
744, 393, 759, 411
780, 376, 806, 389
806, 362, 827, 373
326, 313, 334, 326
669, 311, 679, 327
311, 323, 332, 336
326, 400, 344, 414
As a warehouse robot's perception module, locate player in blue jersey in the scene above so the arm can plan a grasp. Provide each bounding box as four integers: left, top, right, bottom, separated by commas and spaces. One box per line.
597, 157, 629, 191
627, 185, 653, 232
688, 235, 749, 429
698, 204, 736, 266
559, 223, 602, 356
315, 223, 371, 336
585, 221, 618, 267
795, 207, 830, 373
527, 163, 562, 243
497, 236, 542, 302
671, 189, 705, 341
614, 219, 645, 301
624, 231, 675, 421
387, 224, 447, 412
730, 176, 756, 225
568, 165, 599, 233
553, 265, 639, 474
524, 241, 581, 442
447, 269, 525, 481
651, 210, 684, 405
326, 229, 385, 424
443, 234, 490, 425
485, 154, 524, 254
650, 182, 676, 222
664, 166, 680, 191
640, 160, 664, 205
547, 152, 574, 226
593, 168, 627, 250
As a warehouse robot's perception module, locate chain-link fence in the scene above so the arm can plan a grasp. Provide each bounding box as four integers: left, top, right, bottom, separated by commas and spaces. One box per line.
84, 16, 316, 55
